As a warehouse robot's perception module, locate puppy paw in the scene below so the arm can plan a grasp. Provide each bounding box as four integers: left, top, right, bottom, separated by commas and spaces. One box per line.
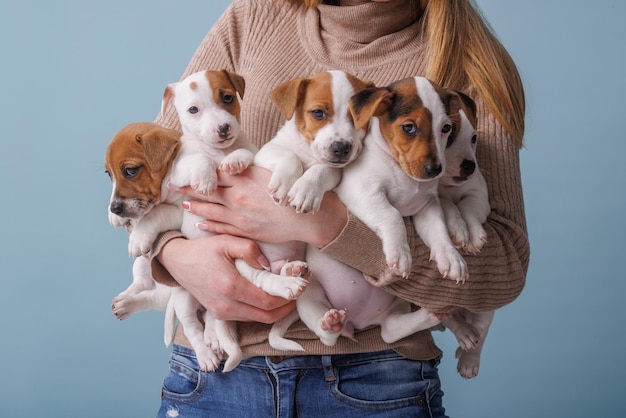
277, 261, 309, 299
430, 245, 468, 283
456, 348, 481, 379
195, 345, 222, 372
220, 149, 253, 175
288, 178, 324, 214
320, 309, 346, 334
128, 230, 155, 257
190, 170, 217, 195
384, 242, 412, 277
465, 224, 488, 255
451, 322, 480, 351
267, 174, 297, 207
111, 294, 136, 320
447, 218, 470, 250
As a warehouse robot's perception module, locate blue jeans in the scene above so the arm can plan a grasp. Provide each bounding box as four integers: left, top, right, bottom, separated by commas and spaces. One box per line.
157, 345, 448, 417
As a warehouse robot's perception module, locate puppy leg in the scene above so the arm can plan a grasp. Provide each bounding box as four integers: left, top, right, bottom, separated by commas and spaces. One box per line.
112, 257, 170, 320
297, 279, 343, 347
440, 197, 470, 249
442, 312, 480, 351
128, 203, 183, 257
170, 287, 221, 372
345, 191, 412, 277
378, 299, 441, 343
412, 199, 468, 283
254, 143, 304, 206
170, 149, 219, 196
455, 310, 495, 379
234, 259, 309, 300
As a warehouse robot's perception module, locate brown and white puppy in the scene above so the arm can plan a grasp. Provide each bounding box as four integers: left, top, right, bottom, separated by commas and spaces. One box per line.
439, 91, 489, 254
273, 76, 469, 349
106, 122, 225, 371
254, 70, 371, 214
106, 122, 181, 321
162, 69, 309, 372
248, 70, 372, 351
438, 91, 494, 379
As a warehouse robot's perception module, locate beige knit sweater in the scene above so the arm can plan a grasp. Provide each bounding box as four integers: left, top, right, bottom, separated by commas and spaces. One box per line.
151, 0, 529, 361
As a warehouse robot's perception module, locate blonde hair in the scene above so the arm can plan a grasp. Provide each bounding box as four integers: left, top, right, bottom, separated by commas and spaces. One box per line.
422, 0, 525, 147
282, 0, 526, 147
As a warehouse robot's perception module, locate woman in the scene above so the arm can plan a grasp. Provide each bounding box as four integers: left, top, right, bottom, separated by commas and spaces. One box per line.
152, 0, 528, 416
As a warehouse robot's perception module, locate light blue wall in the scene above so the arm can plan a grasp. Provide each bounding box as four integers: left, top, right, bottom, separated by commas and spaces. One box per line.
1, 1, 624, 417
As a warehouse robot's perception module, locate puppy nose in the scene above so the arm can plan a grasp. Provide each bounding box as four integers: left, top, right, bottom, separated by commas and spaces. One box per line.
424, 163, 442, 178
460, 159, 476, 176
110, 201, 123, 215
331, 141, 352, 161
217, 123, 230, 139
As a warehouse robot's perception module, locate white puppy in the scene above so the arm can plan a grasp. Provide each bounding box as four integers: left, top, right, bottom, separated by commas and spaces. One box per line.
438, 90, 494, 379
162, 69, 309, 372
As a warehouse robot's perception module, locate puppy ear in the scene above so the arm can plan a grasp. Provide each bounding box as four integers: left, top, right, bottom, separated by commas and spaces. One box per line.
270, 77, 308, 120
349, 87, 393, 131
445, 89, 477, 127
222, 70, 246, 99
138, 127, 181, 173
161, 84, 176, 118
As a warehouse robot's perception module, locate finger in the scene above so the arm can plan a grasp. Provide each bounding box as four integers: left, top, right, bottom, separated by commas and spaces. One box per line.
168, 182, 223, 202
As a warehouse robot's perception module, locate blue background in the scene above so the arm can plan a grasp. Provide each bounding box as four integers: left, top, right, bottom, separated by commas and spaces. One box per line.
1, 0, 624, 417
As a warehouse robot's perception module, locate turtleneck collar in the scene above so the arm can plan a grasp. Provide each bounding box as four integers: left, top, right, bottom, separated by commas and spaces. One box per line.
301, 0, 425, 70
318, 0, 420, 44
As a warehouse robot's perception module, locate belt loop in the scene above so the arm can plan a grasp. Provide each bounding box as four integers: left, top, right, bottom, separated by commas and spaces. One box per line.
321, 355, 336, 382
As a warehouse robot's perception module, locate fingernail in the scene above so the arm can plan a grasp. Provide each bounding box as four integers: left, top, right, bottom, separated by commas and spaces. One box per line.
182, 201, 191, 211
167, 181, 181, 191
258, 255, 271, 271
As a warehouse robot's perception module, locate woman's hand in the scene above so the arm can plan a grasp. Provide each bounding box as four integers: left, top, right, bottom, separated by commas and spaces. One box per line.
171, 166, 348, 248
157, 234, 295, 323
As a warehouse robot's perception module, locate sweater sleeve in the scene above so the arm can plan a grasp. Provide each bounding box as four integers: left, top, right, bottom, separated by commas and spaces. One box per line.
321, 100, 529, 313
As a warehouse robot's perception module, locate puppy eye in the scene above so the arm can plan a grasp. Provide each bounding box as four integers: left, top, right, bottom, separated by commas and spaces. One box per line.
442, 123, 452, 134
188, 106, 199, 114
311, 109, 327, 120
401, 123, 417, 136
124, 167, 139, 178
222, 94, 235, 104
471, 134, 478, 144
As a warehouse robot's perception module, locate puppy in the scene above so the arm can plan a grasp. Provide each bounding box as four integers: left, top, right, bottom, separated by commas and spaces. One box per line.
106, 122, 180, 321
271, 76, 468, 349
105, 122, 225, 371
438, 91, 494, 379
162, 69, 309, 372
247, 70, 372, 351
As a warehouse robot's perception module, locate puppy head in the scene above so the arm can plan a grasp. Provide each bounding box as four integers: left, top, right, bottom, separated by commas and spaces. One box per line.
162, 69, 245, 149
105, 122, 181, 222
350, 76, 452, 181
440, 90, 479, 186
270, 70, 374, 167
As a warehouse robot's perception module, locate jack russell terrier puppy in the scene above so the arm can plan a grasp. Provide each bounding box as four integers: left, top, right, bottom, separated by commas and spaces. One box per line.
161, 69, 309, 372
106, 122, 180, 322
106, 121, 224, 371
248, 70, 373, 352
438, 91, 494, 379
270, 76, 470, 350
